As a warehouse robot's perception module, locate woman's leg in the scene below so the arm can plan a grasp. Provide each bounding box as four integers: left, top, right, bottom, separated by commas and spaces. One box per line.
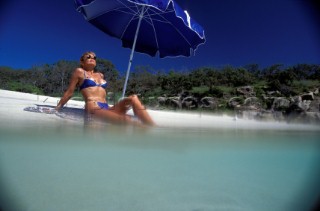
112, 95, 155, 126
86, 101, 136, 125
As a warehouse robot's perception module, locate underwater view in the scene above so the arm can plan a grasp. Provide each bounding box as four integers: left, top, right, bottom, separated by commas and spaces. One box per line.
0, 124, 319, 211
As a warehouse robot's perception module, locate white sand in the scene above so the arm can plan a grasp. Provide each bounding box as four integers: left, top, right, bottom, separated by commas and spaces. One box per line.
0, 89, 319, 131
0, 89, 84, 128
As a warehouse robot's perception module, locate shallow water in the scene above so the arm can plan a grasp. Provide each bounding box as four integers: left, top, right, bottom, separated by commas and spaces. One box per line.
0, 124, 319, 211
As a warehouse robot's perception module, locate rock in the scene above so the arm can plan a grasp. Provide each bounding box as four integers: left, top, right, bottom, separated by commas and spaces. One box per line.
272, 97, 290, 111
298, 100, 312, 111
182, 96, 198, 109
301, 92, 314, 101
228, 97, 243, 108
289, 96, 311, 112
200, 97, 217, 110
168, 96, 181, 109
236, 86, 255, 97
266, 90, 281, 97
243, 97, 261, 109
157, 96, 167, 106
157, 96, 182, 109
308, 96, 320, 112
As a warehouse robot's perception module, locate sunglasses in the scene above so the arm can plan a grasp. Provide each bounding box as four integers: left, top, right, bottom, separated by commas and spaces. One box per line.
85, 55, 97, 60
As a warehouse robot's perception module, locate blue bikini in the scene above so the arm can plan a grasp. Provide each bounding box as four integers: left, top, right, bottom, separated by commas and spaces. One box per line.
79, 71, 107, 90
80, 71, 109, 110
96, 102, 109, 110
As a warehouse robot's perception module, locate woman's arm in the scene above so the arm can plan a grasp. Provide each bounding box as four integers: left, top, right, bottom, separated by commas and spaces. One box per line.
55, 68, 82, 110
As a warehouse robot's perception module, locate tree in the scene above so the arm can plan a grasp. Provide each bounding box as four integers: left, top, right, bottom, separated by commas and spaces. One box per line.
158, 70, 188, 95
128, 65, 159, 96
0, 66, 16, 89
262, 64, 284, 90
220, 65, 255, 87
290, 64, 320, 80
200, 67, 219, 91
95, 58, 121, 92
189, 68, 207, 87
29, 64, 51, 94
244, 63, 261, 79
309, 65, 320, 80
49, 60, 77, 94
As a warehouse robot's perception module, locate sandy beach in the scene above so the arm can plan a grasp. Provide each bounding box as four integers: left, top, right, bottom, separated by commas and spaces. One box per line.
0, 89, 85, 128
0, 89, 319, 131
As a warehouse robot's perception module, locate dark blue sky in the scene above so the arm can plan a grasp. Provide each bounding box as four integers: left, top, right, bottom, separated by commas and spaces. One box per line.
0, 0, 319, 73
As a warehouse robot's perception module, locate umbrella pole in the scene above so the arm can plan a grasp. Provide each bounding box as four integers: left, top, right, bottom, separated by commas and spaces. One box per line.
121, 5, 145, 99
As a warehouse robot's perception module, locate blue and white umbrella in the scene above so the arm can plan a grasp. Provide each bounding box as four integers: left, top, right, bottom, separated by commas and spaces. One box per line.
75, 0, 206, 97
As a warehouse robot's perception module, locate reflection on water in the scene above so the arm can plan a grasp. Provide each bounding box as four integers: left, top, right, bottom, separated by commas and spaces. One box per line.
0, 124, 319, 211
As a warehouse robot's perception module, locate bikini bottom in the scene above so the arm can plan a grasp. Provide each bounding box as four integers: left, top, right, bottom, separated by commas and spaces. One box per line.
96, 102, 109, 110
84, 101, 109, 125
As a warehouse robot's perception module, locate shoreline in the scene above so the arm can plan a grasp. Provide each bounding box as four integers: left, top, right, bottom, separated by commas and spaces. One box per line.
0, 89, 319, 131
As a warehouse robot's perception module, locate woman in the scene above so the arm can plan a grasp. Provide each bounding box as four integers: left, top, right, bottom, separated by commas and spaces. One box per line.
55, 51, 155, 126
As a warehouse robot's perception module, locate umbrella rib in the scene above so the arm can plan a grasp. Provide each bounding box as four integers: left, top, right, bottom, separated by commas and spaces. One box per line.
88, 0, 140, 21
87, 7, 136, 21
143, 8, 193, 48
119, 4, 146, 39
116, 0, 140, 15
144, 9, 160, 50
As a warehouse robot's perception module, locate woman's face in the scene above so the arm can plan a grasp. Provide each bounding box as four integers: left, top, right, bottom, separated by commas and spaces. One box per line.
81, 53, 96, 68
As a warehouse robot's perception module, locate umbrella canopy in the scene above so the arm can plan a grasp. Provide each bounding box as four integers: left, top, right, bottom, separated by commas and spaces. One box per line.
75, 0, 206, 97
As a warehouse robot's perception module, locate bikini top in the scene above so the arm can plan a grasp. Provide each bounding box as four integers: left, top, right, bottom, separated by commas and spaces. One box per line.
79, 71, 107, 90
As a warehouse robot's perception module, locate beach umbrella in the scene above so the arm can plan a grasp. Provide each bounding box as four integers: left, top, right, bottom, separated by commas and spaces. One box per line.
74, 0, 206, 98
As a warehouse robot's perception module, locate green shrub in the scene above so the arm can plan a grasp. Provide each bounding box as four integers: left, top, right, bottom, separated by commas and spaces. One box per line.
7, 82, 44, 95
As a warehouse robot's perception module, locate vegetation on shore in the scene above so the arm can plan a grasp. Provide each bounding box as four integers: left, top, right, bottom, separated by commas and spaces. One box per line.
1, 59, 319, 112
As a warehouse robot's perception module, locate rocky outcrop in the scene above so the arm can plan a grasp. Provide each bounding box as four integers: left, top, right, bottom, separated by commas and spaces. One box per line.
236, 88, 320, 123
155, 86, 320, 124
157, 96, 181, 109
